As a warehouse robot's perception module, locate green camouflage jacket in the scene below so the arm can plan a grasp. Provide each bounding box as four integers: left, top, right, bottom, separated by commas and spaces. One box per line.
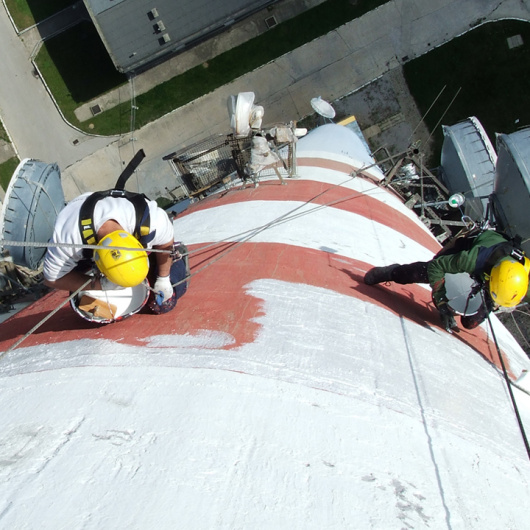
427, 230, 521, 306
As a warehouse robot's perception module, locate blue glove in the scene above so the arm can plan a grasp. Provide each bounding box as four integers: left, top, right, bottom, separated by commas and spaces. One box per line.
154, 275, 173, 305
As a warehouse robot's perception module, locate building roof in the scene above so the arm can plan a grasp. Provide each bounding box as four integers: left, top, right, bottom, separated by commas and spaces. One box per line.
83, 0, 274, 73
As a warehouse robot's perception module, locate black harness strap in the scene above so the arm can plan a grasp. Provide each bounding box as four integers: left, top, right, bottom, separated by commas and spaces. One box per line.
475, 242, 527, 280
79, 190, 151, 258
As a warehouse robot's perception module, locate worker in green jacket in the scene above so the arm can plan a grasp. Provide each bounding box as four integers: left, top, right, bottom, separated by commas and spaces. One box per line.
364, 230, 530, 332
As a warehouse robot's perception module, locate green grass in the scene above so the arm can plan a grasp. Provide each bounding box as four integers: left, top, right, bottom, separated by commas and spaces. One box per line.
35, 21, 128, 129
35, 0, 390, 135
0, 157, 20, 191
6, 0, 78, 30
0, 124, 17, 191
404, 20, 530, 164
0, 120, 9, 143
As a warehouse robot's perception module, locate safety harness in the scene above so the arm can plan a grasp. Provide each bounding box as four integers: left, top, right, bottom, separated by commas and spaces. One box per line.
78, 190, 152, 258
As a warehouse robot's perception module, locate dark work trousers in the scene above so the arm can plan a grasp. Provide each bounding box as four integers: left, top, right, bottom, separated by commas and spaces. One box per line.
390, 261, 430, 285
390, 260, 488, 329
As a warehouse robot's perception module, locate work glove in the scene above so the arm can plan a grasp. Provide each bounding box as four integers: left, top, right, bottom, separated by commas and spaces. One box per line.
154, 275, 173, 305
437, 302, 459, 334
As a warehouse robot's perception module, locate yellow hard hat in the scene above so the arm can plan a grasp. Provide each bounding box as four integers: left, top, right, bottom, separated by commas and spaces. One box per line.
489, 256, 529, 308
94, 230, 148, 287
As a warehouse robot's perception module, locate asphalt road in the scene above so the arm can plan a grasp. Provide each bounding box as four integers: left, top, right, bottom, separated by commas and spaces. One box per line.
0, 4, 112, 169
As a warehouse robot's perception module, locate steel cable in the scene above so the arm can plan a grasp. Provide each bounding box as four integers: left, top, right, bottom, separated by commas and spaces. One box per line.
486, 309, 530, 461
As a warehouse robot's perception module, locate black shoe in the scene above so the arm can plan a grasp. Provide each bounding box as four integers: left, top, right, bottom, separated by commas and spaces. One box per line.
364, 264, 399, 285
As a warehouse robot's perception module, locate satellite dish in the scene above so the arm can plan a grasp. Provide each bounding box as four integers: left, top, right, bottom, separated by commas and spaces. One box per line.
228, 92, 259, 137
311, 96, 336, 120
0, 159, 65, 269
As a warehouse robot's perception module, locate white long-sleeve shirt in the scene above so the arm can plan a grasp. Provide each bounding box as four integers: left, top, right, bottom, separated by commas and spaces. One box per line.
43, 193, 174, 281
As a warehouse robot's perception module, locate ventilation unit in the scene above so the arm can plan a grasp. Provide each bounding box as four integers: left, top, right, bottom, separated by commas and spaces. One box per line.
147, 8, 158, 20
154, 20, 165, 32
159, 33, 171, 45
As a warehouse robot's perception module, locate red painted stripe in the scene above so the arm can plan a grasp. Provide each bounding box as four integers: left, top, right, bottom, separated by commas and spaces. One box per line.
182, 178, 441, 254
297, 156, 370, 175
0, 242, 505, 375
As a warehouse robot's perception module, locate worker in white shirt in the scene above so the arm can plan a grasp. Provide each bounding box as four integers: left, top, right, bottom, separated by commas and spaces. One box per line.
43, 190, 186, 314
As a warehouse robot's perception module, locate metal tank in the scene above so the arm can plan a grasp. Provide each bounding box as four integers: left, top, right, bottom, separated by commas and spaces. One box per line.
491, 127, 530, 255
439, 117, 497, 221
0, 159, 65, 269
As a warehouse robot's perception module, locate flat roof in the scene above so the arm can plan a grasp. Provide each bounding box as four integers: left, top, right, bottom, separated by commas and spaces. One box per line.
84, 0, 274, 73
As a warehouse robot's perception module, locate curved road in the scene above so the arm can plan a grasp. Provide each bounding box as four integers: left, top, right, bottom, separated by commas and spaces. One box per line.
0, 3, 112, 170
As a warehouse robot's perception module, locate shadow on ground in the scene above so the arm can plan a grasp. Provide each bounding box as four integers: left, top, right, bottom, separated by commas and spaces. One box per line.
41, 21, 126, 104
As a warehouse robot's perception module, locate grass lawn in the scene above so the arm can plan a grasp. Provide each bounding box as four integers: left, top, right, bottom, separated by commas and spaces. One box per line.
6, 0, 78, 31
35, 21, 128, 130
404, 20, 530, 163
0, 120, 10, 143
0, 122, 17, 192
35, 0, 389, 136
0, 157, 20, 192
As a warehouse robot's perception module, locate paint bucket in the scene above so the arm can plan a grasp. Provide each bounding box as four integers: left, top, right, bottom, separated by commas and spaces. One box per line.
445, 273, 483, 316
70, 281, 149, 323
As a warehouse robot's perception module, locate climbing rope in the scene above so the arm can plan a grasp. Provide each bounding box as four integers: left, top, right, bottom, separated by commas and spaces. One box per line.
0, 277, 92, 359
486, 311, 530, 461
0, 172, 372, 355
0, 239, 174, 254
166, 176, 357, 283
0, 171, 359, 268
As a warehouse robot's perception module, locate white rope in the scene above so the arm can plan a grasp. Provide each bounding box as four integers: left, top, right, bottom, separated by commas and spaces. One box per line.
1, 175, 356, 260
1, 176, 359, 355
0, 278, 92, 358
0, 239, 175, 254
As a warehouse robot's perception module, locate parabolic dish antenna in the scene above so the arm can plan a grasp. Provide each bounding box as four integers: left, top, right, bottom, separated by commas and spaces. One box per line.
310, 96, 336, 120
0, 159, 65, 269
